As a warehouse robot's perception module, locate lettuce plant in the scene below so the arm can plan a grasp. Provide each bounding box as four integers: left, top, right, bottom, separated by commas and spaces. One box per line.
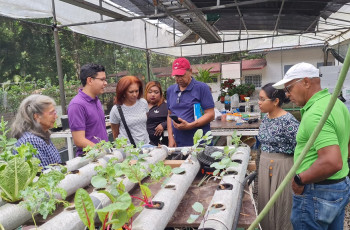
0, 143, 40, 202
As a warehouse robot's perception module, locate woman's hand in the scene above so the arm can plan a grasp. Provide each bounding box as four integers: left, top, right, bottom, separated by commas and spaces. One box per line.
154, 124, 164, 136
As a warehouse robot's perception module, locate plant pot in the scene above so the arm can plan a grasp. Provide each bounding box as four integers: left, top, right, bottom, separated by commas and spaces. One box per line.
239, 94, 247, 102
220, 96, 225, 103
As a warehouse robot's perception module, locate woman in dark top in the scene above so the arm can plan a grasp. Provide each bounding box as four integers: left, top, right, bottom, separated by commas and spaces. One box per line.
257, 83, 299, 230
144, 81, 168, 146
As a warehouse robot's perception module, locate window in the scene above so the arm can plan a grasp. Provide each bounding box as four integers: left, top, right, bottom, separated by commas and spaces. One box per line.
284, 65, 294, 74
245, 75, 261, 87
317, 62, 333, 68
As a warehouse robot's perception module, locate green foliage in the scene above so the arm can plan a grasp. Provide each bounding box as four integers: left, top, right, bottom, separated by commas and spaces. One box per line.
194, 67, 220, 83
187, 202, 204, 223
0, 144, 40, 202
231, 130, 242, 147
75, 188, 96, 230
235, 83, 256, 96
0, 117, 17, 162
83, 140, 113, 162
20, 167, 69, 227
149, 161, 172, 182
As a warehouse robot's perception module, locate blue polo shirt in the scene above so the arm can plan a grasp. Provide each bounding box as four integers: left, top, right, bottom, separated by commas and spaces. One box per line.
167, 78, 214, 146
68, 89, 108, 156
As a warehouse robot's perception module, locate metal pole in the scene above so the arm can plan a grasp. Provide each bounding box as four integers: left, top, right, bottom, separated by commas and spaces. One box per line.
144, 23, 151, 82
52, 0, 67, 114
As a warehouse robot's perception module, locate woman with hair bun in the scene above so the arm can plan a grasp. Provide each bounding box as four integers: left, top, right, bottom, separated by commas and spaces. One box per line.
144, 81, 168, 146
257, 83, 299, 230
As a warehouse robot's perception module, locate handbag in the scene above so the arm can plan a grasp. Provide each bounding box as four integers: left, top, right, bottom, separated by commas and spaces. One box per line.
117, 105, 136, 147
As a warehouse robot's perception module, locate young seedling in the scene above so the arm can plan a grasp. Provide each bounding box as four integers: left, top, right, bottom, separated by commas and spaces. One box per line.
83, 139, 113, 162
210, 145, 239, 179
187, 201, 220, 225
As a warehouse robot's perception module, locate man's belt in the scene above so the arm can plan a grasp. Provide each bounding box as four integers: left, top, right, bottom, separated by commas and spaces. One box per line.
315, 177, 346, 185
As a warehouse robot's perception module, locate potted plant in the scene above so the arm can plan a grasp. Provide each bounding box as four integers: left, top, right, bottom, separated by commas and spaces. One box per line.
236, 84, 255, 102
218, 91, 226, 103
194, 67, 220, 83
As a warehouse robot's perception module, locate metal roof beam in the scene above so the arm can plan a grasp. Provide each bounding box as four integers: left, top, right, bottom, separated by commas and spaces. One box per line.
60, 0, 127, 19
272, 0, 285, 35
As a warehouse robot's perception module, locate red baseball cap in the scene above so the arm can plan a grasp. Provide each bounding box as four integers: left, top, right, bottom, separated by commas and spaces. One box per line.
172, 57, 191, 76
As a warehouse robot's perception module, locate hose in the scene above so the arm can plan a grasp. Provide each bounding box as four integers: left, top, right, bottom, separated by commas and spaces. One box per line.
232, 172, 257, 230
248, 45, 350, 230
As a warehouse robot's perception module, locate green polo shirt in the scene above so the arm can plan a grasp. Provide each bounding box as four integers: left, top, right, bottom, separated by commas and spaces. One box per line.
294, 89, 350, 179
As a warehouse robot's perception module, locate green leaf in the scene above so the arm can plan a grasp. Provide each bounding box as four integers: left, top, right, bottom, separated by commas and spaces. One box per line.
192, 202, 204, 213
91, 175, 107, 188
172, 167, 185, 174
213, 169, 220, 176
209, 208, 221, 215
193, 129, 203, 144
221, 158, 231, 165
211, 151, 223, 159
108, 210, 128, 229
97, 192, 131, 212
0, 157, 31, 202
98, 190, 116, 203
187, 214, 199, 224
140, 184, 152, 200
74, 188, 95, 230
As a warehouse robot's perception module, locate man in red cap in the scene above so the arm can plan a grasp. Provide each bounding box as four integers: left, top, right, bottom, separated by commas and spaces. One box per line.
166, 57, 215, 147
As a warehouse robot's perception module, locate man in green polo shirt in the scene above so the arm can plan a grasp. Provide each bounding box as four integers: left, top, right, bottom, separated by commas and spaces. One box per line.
273, 62, 350, 230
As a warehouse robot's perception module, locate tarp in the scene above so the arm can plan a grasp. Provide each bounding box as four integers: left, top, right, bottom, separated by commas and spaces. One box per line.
0, 0, 350, 56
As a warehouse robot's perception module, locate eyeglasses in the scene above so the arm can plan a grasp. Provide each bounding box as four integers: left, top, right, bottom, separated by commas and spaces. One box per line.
284, 78, 303, 94
46, 110, 57, 116
91, 77, 107, 82
258, 98, 273, 102
176, 92, 182, 103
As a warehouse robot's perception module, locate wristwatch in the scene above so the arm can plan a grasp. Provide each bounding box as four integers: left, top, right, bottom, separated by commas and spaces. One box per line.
294, 174, 305, 186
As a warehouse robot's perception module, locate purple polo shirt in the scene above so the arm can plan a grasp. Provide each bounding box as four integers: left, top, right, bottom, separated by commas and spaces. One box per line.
67, 89, 108, 156
167, 78, 214, 147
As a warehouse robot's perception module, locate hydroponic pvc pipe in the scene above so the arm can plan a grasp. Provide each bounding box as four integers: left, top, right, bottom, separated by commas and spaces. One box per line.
132, 155, 201, 230
0, 151, 125, 230
199, 146, 250, 230
40, 147, 168, 230
65, 149, 124, 172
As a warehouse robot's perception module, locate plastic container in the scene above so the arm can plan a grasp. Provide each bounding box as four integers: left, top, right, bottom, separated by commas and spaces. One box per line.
226, 113, 234, 121
231, 94, 239, 109
224, 95, 231, 111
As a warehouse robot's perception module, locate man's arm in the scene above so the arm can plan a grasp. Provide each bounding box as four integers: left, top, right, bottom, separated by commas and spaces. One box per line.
173, 108, 215, 130
111, 123, 120, 139
71, 130, 96, 149
167, 110, 176, 147
298, 145, 343, 183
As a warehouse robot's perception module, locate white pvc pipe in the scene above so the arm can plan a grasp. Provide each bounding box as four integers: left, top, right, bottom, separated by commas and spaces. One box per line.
199, 146, 250, 230
132, 155, 201, 230
40, 148, 168, 230
0, 150, 125, 230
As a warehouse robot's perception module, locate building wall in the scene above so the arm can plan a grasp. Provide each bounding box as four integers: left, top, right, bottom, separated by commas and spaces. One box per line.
249, 47, 335, 88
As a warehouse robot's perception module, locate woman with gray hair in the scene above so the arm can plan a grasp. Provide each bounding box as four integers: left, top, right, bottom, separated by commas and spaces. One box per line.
11, 94, 61, 167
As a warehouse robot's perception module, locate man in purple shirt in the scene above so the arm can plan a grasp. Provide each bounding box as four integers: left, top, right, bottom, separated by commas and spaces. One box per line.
167, 57, 215, 147
68, 63, 108, 156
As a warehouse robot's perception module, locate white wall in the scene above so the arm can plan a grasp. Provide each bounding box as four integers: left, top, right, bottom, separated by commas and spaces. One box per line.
262, 47, 335, 86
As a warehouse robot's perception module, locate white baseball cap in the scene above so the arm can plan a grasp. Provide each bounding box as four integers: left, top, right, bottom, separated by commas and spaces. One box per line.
273, 62, 320, 89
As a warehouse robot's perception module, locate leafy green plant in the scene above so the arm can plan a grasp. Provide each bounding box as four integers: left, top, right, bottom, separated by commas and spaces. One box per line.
83, 140, 113, 162
0, 143, 40, 202
0, 117, 18, 162
194, 67, 220, 83
20, 167, 69, 228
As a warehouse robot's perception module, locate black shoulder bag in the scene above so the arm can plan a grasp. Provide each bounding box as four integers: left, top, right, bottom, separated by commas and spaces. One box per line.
117, 105, 136, 147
